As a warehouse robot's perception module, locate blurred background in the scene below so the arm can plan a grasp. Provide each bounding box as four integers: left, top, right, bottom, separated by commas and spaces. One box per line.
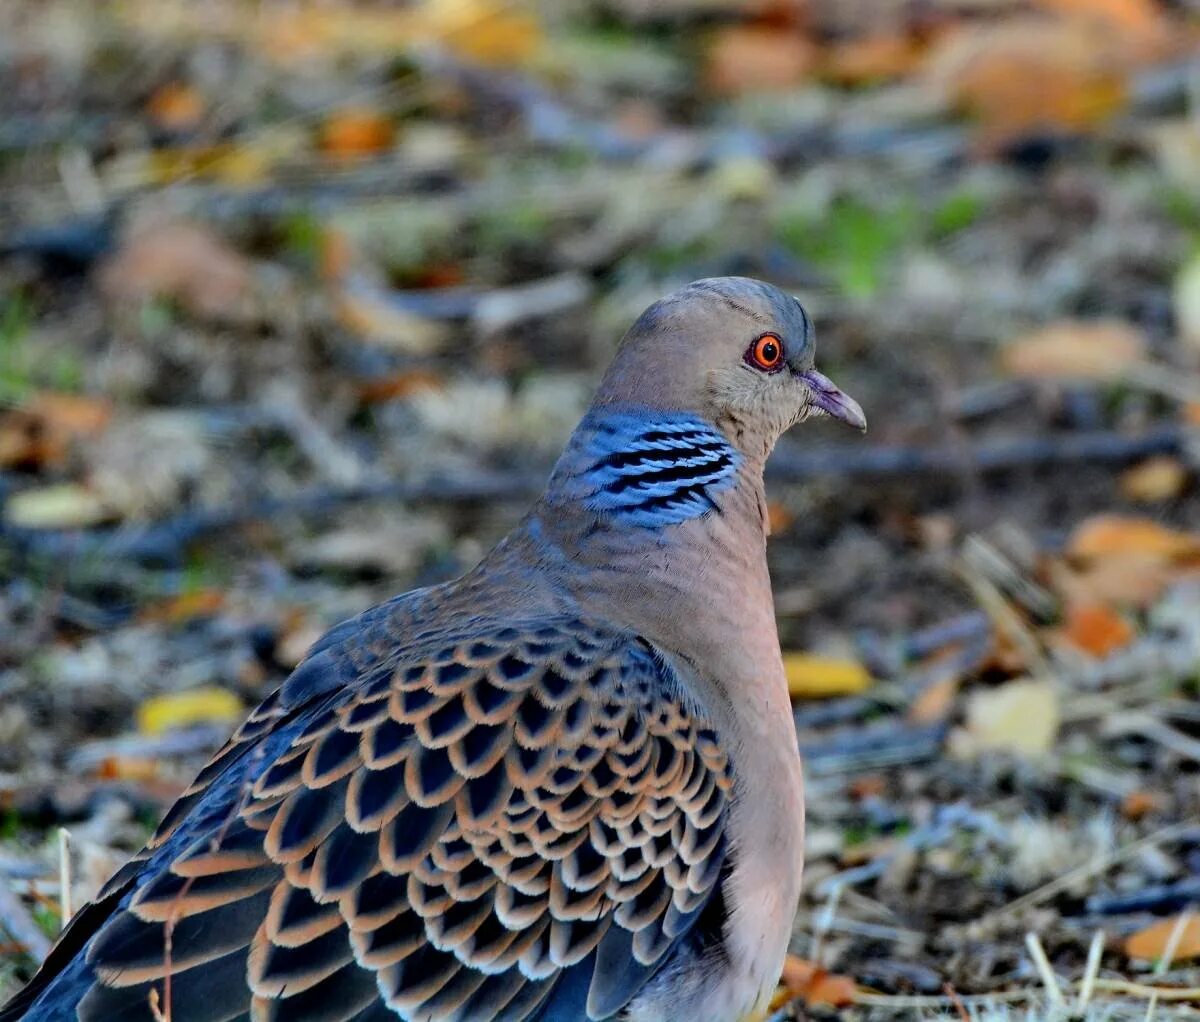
2, 0, 1200, 1017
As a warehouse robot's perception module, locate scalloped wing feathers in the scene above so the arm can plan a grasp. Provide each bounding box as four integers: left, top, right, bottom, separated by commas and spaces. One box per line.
19, 607, 732, 1022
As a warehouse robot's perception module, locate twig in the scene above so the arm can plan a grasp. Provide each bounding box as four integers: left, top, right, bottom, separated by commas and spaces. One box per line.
1078, 930, 1105, 1013
57, 828, 71, 928
1156, 908, 1196, 977
1024, 931, 1066, 1008
1090, 978, 1200, 1002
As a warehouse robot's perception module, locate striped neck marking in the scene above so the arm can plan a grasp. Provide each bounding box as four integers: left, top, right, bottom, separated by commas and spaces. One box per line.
576, 412, 741, 528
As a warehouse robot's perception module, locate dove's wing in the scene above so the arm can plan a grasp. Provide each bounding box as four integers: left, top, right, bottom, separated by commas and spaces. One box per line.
8, 602, 732, 1022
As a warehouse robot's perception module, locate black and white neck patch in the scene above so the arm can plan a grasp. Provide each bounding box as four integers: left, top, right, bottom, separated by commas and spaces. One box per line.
569, 411, 741, 527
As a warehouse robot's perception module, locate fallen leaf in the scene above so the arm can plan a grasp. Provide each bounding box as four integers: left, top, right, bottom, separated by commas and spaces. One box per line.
1060, 603, 1134, 657
706, 26, 815, 94
1050, 552, 1178, 610
96, 756, 162, 782
0, 393, 112, 469
99, 221, 254, 322
1002, 320, 1145, 381
1035, 0, 1170, 60
1126, 915, 1200, 963
141, 590, 226, 625
356, 370, 444, 404
1067, 515, 1200, 561
5, 484, 111, 529
146, 81, 205, 132
427, 0, 543, 66
821, 34, 925, 85
964, 677, 1059, 755
766, 500, 794, 535
1120, 457, 1188, 503
320, 108, 396, 161
784, 653, 873, 699
136, 687, 244, 736
780, 955, 859, 1007
908, 673, 962, 724
926, 16, 1135, 144
1120, 789, 1164, 821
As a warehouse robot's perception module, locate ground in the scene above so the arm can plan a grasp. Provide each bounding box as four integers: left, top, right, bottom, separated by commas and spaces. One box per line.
1, 1, 1200, 1019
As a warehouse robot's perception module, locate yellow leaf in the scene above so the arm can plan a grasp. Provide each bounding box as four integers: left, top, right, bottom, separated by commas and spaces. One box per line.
1120, 456, 1188, 503
137, 687, 244, 736
784, 653, 872, 699
1126, 915, 1200, 962
1002, 320, 1145, 381
964, 678, 1059, 755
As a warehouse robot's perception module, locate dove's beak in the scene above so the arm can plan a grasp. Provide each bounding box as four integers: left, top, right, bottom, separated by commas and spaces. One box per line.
798, 369, 867, 432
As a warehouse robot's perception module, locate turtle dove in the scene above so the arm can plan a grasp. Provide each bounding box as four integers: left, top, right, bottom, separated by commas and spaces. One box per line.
1, 277, 865, 1022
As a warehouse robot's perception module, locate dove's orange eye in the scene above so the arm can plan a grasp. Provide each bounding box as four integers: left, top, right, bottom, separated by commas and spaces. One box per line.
747, 333, 785, 372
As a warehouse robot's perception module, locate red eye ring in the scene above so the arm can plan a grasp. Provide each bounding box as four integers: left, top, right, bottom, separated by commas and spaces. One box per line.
747, 333, 785, 372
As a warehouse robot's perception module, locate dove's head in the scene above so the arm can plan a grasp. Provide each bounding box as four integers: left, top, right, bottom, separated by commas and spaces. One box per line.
592, 277, 865, 459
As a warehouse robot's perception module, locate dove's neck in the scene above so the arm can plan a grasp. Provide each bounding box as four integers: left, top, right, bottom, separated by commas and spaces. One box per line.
525, 407, 785, 724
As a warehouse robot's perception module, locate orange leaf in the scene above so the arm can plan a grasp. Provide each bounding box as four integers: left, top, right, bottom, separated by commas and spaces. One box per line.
357, 370, 444, 404
908, 673, 961, 724
780, 955, 858, 1007
320, 108, 395, 161
147, 82, 205, 132
926, 17, 1134, 144
706, 27, 815, 94
1061, 603, 1134, 657
1067, 515, 1200, 562
141, 590, 226, 625
821, 35, 925, 85
1126, 915, 1200, 962
1120, 790, 1164, 821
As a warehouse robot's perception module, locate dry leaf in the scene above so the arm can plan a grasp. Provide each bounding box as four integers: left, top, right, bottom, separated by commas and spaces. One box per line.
5, 484, 111, 529
766, 500, 794, 534
137, 687, 244, 736
1126, 915, 1200, 962
821, 34, 925, 85
141, 590, 226, 625
0, 393, 112, 469
1120, 790, 1164, 821
926, 16, 1134, 143
1067, 515, 1200, 561
706, 26, 815, 94
964, 677, 1059, 755
1060, 603, 1134, 657
1120, 457, 1188, 503
1034, 0, 1170, 60
427, 0, 543, 66
1002, 320, 1145, 381
1050, 552, 1178, 610
908, 673, 962, 724
357, 370, 444, 404
320, 108, 396, 161
780, 955, 859, 1007
784, 653, 873, 699
146, 82, 205, 132
99, 221, 254, 321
